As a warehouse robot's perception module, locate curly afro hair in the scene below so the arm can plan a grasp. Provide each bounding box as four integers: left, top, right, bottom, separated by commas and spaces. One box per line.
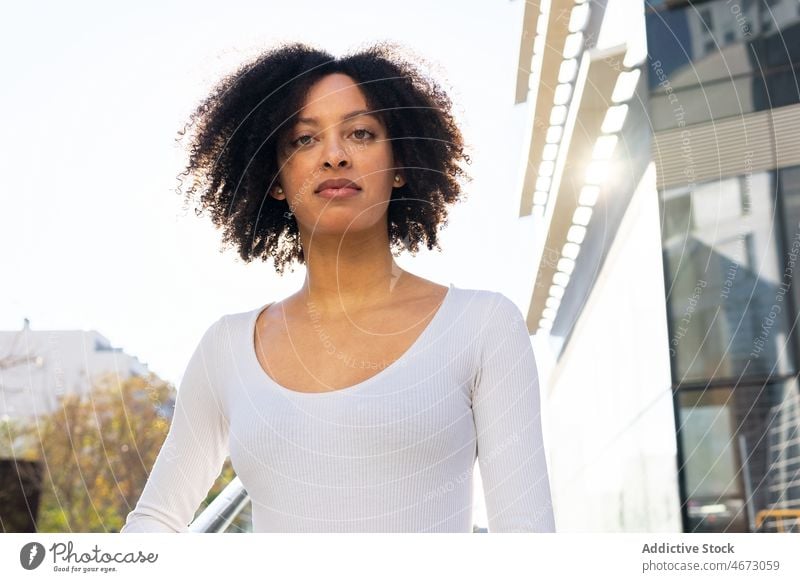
176, 40, 472, 275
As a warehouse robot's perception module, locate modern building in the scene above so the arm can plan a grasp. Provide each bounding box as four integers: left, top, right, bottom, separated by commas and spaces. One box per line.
0, 318, 150, 421
646, 0, 800, 533
514, 0, 799, 532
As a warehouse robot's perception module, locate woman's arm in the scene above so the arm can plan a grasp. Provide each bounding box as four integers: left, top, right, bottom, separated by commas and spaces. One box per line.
471, 292, 556, 532
120, 316, 230, 533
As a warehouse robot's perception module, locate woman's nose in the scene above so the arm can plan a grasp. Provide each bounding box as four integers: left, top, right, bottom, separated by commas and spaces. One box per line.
321, 136, 351, 168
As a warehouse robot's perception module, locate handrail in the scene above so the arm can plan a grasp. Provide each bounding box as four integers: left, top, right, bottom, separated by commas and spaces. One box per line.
189, 475, 489, 533
189, 476, 250, 533
755, 509, 800, 533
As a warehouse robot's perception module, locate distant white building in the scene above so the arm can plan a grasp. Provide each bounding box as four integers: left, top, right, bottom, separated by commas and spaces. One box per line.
0, 318, 150, 421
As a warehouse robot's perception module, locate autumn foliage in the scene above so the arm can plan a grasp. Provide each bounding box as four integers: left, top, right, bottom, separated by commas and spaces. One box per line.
1, 373, 241, 532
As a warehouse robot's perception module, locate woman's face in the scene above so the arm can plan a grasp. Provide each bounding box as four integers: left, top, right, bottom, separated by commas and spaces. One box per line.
272, 73, 405, 237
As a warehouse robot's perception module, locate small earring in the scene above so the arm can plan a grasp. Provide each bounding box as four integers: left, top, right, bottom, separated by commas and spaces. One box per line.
277, 186, 284, 194
394, 175, 401, 183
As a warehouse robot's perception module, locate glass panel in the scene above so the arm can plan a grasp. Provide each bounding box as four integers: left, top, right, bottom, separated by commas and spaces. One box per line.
678, 379, 800, 532
778, 166, 800, 320
647, 65, 800, 131
662, 171, 796, 383
679, 388, 747, 532
646, 0, 800, 130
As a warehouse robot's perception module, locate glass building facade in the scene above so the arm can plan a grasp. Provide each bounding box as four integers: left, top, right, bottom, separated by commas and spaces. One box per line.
647, 0, 800, 130
647, 0, 800, 532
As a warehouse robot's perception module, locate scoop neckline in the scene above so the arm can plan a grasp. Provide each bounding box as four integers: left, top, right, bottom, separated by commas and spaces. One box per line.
248, 283, 455, 397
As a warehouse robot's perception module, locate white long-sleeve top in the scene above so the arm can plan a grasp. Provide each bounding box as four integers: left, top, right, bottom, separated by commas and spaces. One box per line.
120, 284, 556, 533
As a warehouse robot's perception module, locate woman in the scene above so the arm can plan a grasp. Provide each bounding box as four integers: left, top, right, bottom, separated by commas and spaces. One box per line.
121, 41, 555, 533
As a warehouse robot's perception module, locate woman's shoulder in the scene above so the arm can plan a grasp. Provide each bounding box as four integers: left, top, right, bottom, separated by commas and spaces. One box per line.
440, 286, 529, 346
188, 305, 262, 352
448, 284, 521, 318
211, 299, 275, 328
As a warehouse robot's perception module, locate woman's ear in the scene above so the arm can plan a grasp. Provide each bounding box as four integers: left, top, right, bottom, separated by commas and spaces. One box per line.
271, 184, 286, 201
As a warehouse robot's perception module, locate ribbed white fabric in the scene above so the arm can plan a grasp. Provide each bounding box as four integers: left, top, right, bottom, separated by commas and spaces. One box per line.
121, 284, 555, 533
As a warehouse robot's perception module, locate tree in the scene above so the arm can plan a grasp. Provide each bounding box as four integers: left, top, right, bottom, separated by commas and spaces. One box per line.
2, 372, 242, 532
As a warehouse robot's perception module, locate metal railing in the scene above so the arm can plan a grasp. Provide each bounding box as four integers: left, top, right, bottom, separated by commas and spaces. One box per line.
189, 476, 488, 533
189, 477, 249, 533
755, 509, 800, 533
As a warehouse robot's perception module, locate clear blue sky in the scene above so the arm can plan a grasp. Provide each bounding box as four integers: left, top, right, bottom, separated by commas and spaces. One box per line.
1, 0, 536, 384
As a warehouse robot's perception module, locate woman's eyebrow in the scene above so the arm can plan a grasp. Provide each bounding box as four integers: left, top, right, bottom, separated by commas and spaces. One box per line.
295, 109, 379, 125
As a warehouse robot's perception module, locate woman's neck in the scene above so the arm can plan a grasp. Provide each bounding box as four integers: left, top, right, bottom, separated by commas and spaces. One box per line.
298, 230, 409, 314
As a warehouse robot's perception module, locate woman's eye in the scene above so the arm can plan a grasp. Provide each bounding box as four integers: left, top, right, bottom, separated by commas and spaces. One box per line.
352, 128, 375, 140
290, 128, 374, 148
291, 134, 313, 147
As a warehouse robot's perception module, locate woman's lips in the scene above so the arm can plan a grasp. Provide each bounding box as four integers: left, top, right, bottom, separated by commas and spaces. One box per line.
316, 187, 361, 199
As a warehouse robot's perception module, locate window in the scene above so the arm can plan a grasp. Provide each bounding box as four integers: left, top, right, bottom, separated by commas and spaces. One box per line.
661, 170, 797, 383
678, 379, 800, 532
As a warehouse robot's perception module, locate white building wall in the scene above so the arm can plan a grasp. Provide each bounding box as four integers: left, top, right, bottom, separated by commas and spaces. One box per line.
0, 322, 149, 421
541, 163, 683, 531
